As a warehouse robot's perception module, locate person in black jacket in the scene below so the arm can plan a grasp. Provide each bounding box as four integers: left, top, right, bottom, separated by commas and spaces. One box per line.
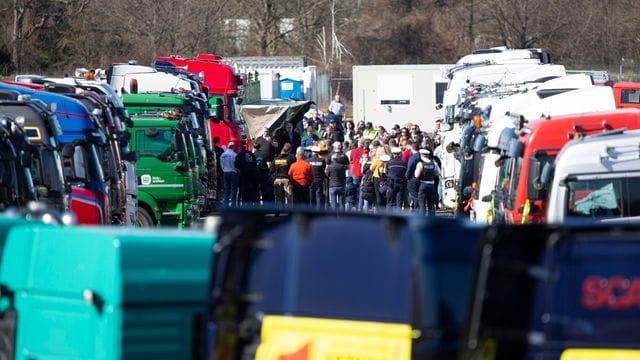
326, 152, 348, 210
271, 143, 296, 205
386, 147, 408, 209
277, 122, 301, 153
415, 149, 441, 215
307, 146, 326, 208
405, 142, 421, 210
234, 140, 260, 205
253, 127, 277, 164
360, 160, 376, 212
323, 119, 344, 144
213, 137, 224, 202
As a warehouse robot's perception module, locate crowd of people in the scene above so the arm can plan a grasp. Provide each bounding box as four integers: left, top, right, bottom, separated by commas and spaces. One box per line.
215, 95, 445, 215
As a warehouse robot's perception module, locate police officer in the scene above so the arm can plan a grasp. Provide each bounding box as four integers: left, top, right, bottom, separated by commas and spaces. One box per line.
414, 149, 441, 215
272, 143, 296, 205
386, 147, 408, 209
405, 142, 420, 210
308, 146, 326, 208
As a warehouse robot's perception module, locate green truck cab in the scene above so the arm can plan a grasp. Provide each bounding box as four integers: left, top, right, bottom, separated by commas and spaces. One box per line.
129, 115, 200, 227
0, 221, 214, 359
123, 93, 214, 212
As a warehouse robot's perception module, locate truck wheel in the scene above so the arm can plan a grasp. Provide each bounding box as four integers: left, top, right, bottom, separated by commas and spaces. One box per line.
136, 207, 155, 227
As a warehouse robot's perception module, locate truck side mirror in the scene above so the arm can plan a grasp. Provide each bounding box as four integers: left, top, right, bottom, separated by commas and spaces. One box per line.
473, 134, 487, 153
19, 151, 31, 168
61, 143, 75, 158
122, 150, 139, 162
508, 139, 524, 158
216, 103, 224, 123
68, 145, 87, 181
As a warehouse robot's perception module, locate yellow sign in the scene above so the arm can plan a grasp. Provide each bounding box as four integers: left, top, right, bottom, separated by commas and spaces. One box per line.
255, 316, 412, 360
561, 349, 640, 360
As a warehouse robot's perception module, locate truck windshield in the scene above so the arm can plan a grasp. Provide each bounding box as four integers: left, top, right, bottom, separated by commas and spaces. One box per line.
508, 157, 522, 210
621, 89, 640, 105
137, 129, 173, 157
228, 95, 239, 123
211, 95, 240, 124
567, 178, 625, 218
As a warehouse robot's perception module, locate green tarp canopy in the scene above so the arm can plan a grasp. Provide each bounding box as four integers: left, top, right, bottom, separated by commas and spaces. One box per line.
239, 99, 314, 139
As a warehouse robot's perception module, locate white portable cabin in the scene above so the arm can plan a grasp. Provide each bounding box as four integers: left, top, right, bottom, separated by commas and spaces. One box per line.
352, 64, 451, 132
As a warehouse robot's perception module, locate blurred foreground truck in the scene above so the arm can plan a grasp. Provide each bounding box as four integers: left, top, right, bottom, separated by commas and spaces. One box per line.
206, 209, 481, 359
462, 224, 640, 359
0, 219, 214, 360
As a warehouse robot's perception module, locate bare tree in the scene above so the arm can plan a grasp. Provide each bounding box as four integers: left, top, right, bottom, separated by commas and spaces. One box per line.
8, 0, 90, 71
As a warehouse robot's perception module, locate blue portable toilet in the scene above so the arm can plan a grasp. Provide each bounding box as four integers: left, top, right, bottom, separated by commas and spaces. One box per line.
279, 78, 303, 100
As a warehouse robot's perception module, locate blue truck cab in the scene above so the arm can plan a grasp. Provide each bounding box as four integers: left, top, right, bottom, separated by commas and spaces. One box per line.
207, 209, 481, 359
462, 224, 640, 360
0, 92, 64, 211
0, 82, 110, 225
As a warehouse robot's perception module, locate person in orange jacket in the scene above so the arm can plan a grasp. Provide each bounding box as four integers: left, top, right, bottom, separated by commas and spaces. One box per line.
288, 147, 314, 204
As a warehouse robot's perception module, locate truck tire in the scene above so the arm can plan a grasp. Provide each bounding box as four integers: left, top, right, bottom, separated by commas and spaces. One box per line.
136, 207, 155, 227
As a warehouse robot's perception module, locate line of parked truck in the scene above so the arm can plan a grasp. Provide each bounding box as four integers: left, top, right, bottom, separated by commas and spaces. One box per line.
438, 46, 640, 224
0, 54, 248, 228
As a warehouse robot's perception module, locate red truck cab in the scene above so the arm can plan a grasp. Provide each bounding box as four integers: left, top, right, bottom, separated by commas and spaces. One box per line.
497, 109, 640, 224
613, 81, 640, 109
155, 54, 244, 148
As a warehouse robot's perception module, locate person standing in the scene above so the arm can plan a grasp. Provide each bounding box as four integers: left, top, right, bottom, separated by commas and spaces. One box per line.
386, 147, 408, 209
415, 149, 441, 215
288, 147, 314, 204
254, 144, 274, 204
308, 146, 326, 208
272, 143, 296, 206
405, 142, 421, 210
254, 127, 277, 164
213, 137, 225, 202
234, 140, 260, 205
328, 94, 346, 130
220, 142, 238, 207
363, 122, 377, 140
329, 141, 349, 166
323, 119, 344, 144
433, 141, 445, 208
349, 139, 367, 209
301, 125, 319, 157
326, 152, 348, 210
360, 156, 376, 212
277, 121, 301, 153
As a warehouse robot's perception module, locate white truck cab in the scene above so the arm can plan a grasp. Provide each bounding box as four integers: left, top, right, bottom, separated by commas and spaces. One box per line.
107, 64, 194, 95
547, 128, 640, 223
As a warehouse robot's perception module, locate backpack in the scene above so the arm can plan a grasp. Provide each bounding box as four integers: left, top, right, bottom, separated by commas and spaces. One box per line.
419, 161, 436, 182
